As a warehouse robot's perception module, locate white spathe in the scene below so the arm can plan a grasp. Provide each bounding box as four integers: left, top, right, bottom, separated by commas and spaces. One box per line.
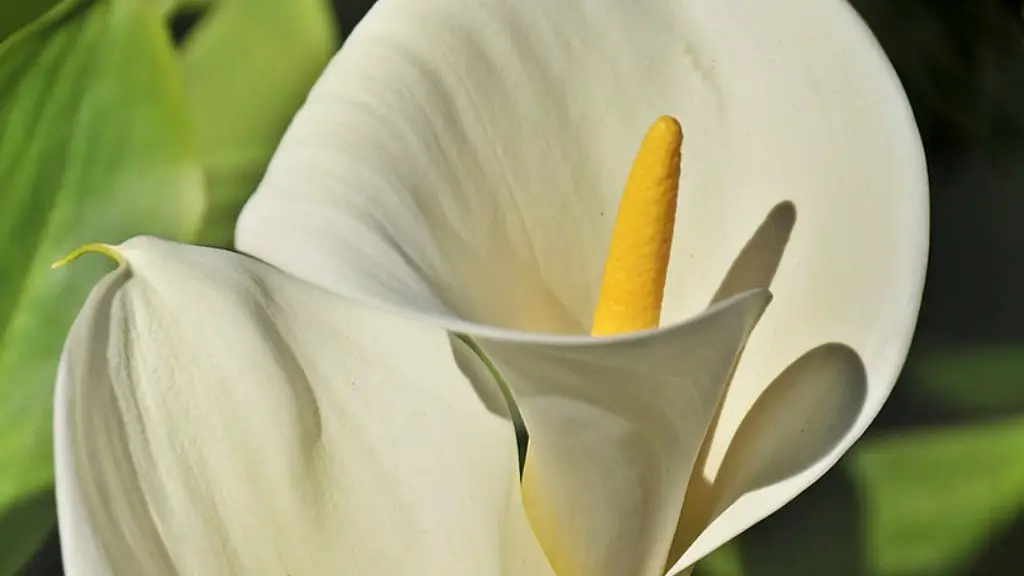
56, 0, 927, 575
55, 237, 769, 575
235, 0, 926, 571
54, 238, 552, 575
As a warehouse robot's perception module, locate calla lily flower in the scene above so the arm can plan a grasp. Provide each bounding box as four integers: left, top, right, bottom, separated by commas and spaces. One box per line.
53, 0, 926, 575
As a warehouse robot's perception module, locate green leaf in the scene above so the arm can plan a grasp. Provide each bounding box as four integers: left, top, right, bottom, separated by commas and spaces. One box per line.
158, 0, 212, 16
179, 0, 338, 247
848, 418, 1024, 575
695, 542, 744, 576
0, 0, 204, 566
735, 466, 864, 576
0, 0, 62, 44
906, 345, 1024, 417
697, 419, 1024, 576
0, 490, 55, 575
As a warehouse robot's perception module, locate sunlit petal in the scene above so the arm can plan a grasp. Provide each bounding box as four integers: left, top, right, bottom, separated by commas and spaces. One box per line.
53, 237, 553, 576
236, 0, 732, 334
663, 1, 926, 569
668, 344, 867, 571
473, 289, 770, 576
235, 0, 927, 570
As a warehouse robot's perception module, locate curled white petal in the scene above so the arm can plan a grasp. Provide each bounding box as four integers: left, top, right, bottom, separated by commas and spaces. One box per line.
236, 0, 928, 570
54, 237, 553, 576
476, 289, 771, 576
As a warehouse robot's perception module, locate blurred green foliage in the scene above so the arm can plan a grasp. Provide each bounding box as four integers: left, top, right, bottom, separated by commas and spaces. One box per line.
908, 346, 1024, 418
0, 0, 337, 572
178, 0, 336, 246
702, 417, 1024, 576
851, 418, 1024, 574
0, 492, 54, 576
0, 0, 61, 44
0, 0, 204, 568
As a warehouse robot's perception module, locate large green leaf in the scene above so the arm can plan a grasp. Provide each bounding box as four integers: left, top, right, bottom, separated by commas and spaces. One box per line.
0, 0, 61, 44
849, 418, 1024, 575
697, 418, 1024, 576
179, 0, 337, 246
906, 345, 1024, 417
0, 0, 204, 567
735, 467, 864, 576
695, 543, 744, 576
0, 490, 55, 575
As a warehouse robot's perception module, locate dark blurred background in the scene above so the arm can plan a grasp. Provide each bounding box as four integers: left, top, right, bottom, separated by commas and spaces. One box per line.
9, 0, 1024, 573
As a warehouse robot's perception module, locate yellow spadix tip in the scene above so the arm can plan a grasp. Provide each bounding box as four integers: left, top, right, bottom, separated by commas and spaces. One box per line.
51, 243, 123, 269
591, 115, 682, 337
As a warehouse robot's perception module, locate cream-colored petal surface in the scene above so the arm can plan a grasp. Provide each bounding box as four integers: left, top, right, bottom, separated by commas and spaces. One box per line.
667, 344, 867, 572
661, 1, 926, 568
53, 237, 553, 576
236, 0, 737, 334
234, 0, 926, 568
473, 290, 771, 576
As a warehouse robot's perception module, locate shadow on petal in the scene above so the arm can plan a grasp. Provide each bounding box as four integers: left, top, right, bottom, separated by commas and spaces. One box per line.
711, 201, 796, 305
712, 343, 867, 508
664, 200, 798, 565
668, 343, 867, 569
450, 335, 515, 421
451, 334, 531, 468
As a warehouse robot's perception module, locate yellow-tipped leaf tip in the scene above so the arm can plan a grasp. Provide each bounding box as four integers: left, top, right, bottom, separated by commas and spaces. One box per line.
51, 243, 124, 269
591, 115, 683, 336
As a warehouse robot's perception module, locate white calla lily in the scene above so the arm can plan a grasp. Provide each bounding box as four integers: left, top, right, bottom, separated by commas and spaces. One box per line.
54, 0, 927, 574
54, 236, 768, 576
238, 0, 926, 570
